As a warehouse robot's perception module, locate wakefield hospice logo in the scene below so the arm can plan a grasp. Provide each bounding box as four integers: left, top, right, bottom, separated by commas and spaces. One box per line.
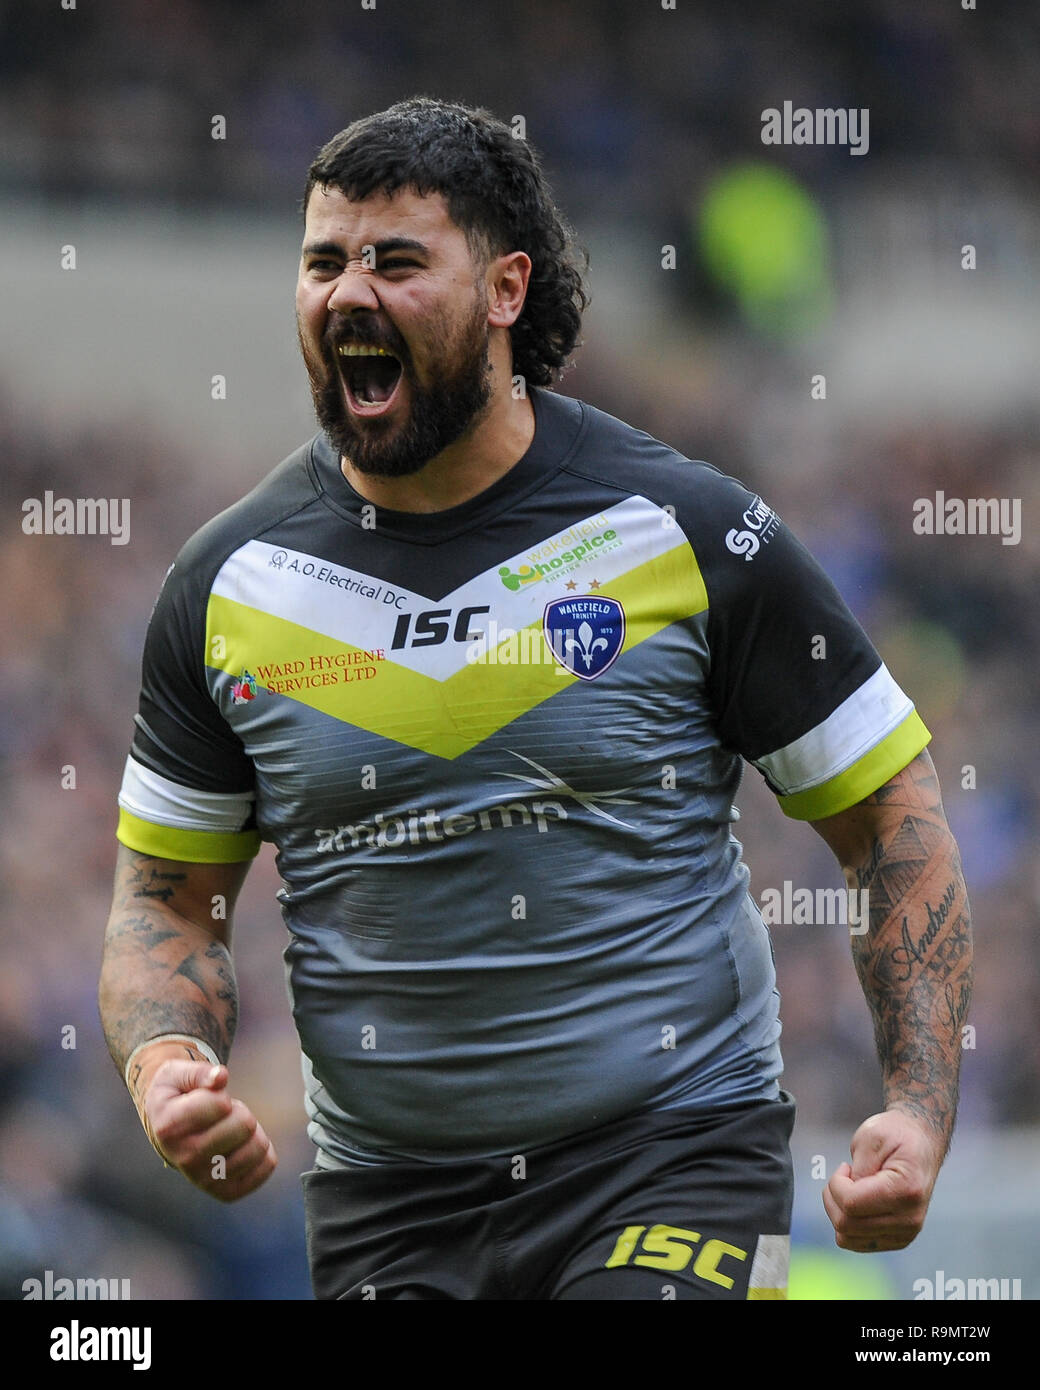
499, 564, 543, 591
499, 518, 622, 590
543, 597, 625, 680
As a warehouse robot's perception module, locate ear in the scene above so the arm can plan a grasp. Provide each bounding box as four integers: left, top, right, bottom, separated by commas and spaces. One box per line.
486, 251, 532, 329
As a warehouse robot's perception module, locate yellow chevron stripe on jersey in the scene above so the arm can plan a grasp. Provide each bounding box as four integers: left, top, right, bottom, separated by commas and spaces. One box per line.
205, 539, 708, 759
776, 709, 931, 820
116, 808, 261, 862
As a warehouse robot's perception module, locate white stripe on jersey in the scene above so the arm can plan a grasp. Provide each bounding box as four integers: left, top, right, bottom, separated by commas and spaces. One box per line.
118, 756, 255, 832
753, 663, 913, 795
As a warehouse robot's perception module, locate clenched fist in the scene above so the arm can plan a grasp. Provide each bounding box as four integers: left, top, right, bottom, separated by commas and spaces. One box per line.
823, 1109, 943, 1252
130, 1044, 277, 1202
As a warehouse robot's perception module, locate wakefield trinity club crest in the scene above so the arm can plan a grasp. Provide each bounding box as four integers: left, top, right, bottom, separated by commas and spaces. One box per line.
543, 596, 625, 681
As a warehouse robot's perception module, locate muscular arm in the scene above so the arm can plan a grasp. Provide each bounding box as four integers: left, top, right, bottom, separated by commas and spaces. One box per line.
98, 845, 274, 1201
805, 748, 972, 1250
99, 845, 249, 1083
811, 748, 973, 1158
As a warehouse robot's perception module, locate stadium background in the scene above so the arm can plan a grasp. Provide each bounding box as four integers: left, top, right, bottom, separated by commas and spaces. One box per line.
1, 0, 1037, 1301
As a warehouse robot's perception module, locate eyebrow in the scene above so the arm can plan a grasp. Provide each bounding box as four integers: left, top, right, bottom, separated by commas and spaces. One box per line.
301, 237, 431, 259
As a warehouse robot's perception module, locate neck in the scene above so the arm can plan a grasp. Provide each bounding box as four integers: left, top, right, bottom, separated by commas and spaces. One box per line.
340, 384, 536, 515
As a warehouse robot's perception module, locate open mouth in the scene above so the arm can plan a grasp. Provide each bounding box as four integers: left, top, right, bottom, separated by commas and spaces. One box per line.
336, 344, 404, 417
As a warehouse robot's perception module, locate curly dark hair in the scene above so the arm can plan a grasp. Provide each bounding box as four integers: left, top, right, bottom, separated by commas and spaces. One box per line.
302, 97, 588, 387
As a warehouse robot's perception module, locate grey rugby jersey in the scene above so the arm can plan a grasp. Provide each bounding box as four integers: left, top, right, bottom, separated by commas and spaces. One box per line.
117, 387, 929, 1163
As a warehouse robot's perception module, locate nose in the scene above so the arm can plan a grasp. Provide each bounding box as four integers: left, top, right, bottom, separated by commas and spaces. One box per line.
326, 261, 382, 315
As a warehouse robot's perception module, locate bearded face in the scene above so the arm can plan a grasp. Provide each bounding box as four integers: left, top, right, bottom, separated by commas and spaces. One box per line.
298, 261, 495, 480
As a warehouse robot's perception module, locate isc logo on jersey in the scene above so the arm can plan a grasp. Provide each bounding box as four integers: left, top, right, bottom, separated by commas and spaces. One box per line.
543, 596, 625, 680
390, 605, 490, 650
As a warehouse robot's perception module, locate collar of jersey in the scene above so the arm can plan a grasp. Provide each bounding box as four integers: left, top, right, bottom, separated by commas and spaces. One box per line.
307, 386, 585, 543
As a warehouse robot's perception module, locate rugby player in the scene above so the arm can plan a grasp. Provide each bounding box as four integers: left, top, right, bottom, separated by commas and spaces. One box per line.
99, 98, 973, 1300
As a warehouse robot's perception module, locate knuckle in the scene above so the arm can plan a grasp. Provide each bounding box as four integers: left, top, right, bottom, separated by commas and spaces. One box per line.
179, 1128, 209, 1162
179, 1144, 209, 1173
151, 1116, 178, 1147
224, 1147, 256, 1177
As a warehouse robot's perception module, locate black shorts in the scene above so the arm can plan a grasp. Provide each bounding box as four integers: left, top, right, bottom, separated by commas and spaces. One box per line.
302, 1091, 796, 1300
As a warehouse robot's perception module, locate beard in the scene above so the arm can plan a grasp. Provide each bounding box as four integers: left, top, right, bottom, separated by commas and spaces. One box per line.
298, 295, 494, 479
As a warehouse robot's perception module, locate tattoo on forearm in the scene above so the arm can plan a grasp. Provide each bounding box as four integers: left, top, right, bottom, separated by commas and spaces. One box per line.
132, 924, 180, 951
100, 853, 239, 1074
107, 997, 229, 1068
127, 863, 187, 905
890, 881, 957, 983
848, 764, 973, 1155
206, 939, 240, 1036
173, 952, 211, 998
940, 979, 972, 1034
855, 837, 886, 890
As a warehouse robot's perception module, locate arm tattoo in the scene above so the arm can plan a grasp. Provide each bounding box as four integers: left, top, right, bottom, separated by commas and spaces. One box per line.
100, 853, 239, 1073
848, 759, 973, 1156
123, 860, 187, 906
173, 952, 211, 998
206, 939, 239, 1037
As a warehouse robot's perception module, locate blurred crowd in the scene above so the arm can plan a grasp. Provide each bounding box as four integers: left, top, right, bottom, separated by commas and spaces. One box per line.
3, 0, 1037, 216
2, 0, 1037, 1300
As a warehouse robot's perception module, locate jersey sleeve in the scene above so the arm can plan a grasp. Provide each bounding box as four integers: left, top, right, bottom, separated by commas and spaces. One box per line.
116, 555, 261, 863
693, 475, 930, 819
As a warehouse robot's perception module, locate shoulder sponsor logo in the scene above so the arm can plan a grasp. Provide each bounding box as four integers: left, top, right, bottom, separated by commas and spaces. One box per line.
725, 495, 780, 561
543, 596, 625, 680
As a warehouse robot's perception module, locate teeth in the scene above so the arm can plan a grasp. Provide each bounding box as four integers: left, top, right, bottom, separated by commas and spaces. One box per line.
337, 345, 395, 357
